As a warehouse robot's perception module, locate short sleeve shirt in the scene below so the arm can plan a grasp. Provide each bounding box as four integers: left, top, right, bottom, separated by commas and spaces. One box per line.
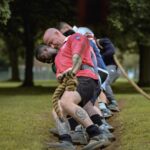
55, 33, 98, 80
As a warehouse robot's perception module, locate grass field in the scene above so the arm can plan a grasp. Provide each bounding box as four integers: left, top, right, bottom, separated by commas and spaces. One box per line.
0, 80, 150, 150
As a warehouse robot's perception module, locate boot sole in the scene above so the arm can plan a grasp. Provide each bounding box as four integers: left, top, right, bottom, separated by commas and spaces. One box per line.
82, 140, 111, 150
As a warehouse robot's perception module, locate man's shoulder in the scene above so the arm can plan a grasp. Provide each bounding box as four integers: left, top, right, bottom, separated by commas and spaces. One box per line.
99, 38, 115, 50
100, 37, 111, 44
69, 33, 85, 41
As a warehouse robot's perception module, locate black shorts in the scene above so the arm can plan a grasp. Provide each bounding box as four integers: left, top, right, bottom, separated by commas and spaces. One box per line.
90, 81, 101, 104
76, 77, 98, 107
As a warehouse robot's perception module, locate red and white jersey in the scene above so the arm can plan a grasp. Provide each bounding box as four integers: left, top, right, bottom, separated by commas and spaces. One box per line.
55, 33, 98, 80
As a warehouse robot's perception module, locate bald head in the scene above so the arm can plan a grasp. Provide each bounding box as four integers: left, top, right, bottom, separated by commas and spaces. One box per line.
43, 28, 58, 44
43, 28, 65, 49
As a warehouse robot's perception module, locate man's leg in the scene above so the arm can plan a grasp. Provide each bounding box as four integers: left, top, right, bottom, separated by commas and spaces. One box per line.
106, 65, 121, 84
60, 91, 110, 149
99, 91, 109, 104
83, 101, 115, 141
105, 82, 120, 111
49, 91, 102, 149
105, 83, 116, 103
47, 109, 76, 150
50, 109, 88, 145
60, 91, 93, 128
105, 65, 120, 111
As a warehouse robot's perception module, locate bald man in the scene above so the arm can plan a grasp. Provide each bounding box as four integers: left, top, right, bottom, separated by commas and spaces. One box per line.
42, 28, 110, 150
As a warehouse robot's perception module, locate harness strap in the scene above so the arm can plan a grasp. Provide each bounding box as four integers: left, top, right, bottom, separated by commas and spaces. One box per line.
81, 64, 97, 74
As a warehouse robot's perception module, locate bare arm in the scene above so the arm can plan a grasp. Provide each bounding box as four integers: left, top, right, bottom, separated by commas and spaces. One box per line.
72, 54, 82, 74
57, 54, 82, 82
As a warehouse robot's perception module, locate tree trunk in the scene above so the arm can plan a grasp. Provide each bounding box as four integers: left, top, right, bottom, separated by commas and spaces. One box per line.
22, 15, 34, 87
77, 0, 109, 25
8, 48, 20, 81
138, 44, 150, 86
6, 37, 20, 81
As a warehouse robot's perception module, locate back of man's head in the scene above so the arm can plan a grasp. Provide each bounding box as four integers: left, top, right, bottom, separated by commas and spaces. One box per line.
56, 22, 67, 30
56, 22, 73, 34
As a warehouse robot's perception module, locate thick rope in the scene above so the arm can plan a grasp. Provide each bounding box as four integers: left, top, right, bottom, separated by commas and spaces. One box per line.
52, 75, 78, 120
114, 55, 150, 100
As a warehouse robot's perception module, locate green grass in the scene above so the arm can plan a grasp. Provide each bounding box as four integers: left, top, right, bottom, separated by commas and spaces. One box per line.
0, 80, 150, 150
0, 81, 56, 150
0, 80, 58, 88
0, 95, 53, 150
116, 94, 150, 150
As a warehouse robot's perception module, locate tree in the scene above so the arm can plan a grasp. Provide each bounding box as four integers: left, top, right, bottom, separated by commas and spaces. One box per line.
5, 35, 20, 81
0, 0, 77, 86
0, 0, 21, 81
108, 0, 150, 86
0, 0, 11, 25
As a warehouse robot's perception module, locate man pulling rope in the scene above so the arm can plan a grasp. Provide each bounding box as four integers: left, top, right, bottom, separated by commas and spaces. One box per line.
35, 28, 111, 150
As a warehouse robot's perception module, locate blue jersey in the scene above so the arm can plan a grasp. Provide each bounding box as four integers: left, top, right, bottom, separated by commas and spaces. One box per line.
89, 40, 107, 70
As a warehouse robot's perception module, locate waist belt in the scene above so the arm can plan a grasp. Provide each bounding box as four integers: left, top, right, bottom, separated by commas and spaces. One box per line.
81, 64, 97, 74
81, 64, 101, 85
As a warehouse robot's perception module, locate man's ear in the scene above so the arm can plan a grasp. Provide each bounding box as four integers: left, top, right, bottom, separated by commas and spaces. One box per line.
55, 30, 61, 36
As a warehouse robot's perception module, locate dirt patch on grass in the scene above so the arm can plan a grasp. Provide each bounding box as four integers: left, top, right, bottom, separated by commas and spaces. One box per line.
103, 99, 125, 150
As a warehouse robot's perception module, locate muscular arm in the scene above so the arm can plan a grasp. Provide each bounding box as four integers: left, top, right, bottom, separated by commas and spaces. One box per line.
57, 54, 82, 81
72, 54, 82, 74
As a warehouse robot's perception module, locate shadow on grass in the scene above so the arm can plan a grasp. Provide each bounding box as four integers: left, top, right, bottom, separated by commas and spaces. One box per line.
112, 81, 150, 94
0, 80, 149, 96
0, 86, 56, 96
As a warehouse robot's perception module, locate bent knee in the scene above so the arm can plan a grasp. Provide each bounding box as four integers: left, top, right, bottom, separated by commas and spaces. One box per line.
61, 91, 81, 104
60, 100, 68, 109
